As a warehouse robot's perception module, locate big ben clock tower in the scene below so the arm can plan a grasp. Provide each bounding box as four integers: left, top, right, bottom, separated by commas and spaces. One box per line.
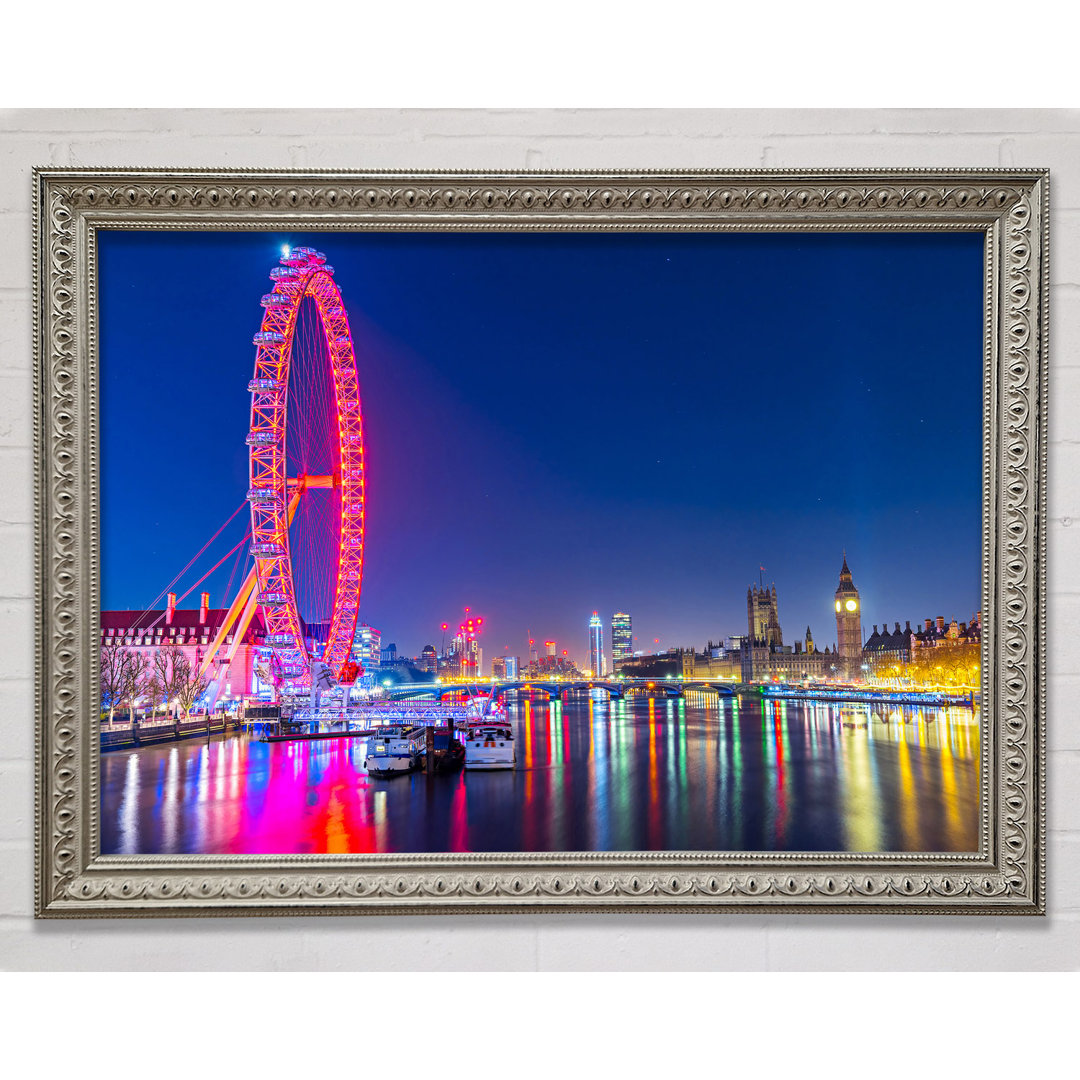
834, 553, 863, 681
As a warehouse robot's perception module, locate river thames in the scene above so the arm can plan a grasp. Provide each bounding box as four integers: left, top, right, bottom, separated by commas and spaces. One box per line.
100, 692, 981, 855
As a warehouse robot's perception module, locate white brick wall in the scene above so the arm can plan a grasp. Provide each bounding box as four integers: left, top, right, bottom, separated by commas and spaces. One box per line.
2, 108, 1077, 970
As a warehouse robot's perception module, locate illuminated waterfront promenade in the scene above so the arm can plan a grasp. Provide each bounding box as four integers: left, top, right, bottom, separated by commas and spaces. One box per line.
100, 692, 980, 855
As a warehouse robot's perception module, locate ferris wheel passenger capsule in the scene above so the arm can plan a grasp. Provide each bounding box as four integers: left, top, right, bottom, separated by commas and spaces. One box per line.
246, 487, 282, 506
270, 266, 299, 281
320, 265, 334, 276
265, 633, 295, 646
260, 292, 291, 307
245, 430, 277, 446
251, 541, 285, 557
248, 378, 283, 393
253, 330, 286, 346
259, 592, 288, 606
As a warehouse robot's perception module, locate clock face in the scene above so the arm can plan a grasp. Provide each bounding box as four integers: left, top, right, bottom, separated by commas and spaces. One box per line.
845, 599, 858, 612
835, 601, 841, 612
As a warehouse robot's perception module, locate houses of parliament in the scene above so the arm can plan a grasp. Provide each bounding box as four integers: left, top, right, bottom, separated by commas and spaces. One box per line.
677, 555, 979, 684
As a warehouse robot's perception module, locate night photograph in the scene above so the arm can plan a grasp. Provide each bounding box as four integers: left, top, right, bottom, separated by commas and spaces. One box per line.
95, 228, 985, 856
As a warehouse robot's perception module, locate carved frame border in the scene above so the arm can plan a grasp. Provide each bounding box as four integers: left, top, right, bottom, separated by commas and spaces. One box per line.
33, 169, 1047, 916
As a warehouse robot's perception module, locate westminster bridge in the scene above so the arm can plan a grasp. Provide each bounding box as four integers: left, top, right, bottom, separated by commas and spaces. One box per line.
381, 679, 975, 708
385, 678, 743, 702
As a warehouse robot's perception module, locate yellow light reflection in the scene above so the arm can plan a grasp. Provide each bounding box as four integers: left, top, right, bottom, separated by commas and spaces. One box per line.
840, 727, 882, 851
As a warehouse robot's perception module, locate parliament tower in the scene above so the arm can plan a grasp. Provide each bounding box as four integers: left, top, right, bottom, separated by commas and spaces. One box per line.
834, 554, 863, 679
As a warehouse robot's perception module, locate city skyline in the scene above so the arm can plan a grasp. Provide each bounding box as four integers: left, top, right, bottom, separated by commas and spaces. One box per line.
414, 549, 979, 670
98, 229, 983, 659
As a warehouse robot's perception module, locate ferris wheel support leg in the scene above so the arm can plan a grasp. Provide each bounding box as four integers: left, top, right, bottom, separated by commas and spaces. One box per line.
205, 585, 263, 712
197, 564, 258, 684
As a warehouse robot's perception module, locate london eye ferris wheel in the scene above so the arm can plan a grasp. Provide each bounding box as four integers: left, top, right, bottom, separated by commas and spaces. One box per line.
245, 246, 365, 691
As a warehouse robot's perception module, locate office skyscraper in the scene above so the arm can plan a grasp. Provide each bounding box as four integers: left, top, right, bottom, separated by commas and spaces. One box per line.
588, 611, 606, 677
353, 624, 381, 669
611, 612, 632, 665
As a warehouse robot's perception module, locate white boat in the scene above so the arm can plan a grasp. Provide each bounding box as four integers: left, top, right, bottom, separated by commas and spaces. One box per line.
361, 725, 424, 777
464, 720, 515, 770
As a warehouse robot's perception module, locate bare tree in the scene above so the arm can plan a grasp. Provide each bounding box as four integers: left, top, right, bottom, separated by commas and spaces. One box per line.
120, 651, 150, 726
152, 642, 187, 717
100, 636, 130, 723
173, 652, 209, 717
145, 657, 166, 722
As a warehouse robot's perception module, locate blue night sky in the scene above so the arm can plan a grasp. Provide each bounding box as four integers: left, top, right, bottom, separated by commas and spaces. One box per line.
98, 229, 984, 662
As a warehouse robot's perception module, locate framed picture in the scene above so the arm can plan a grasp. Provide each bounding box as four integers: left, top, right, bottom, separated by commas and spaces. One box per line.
34, 168, 1047, 915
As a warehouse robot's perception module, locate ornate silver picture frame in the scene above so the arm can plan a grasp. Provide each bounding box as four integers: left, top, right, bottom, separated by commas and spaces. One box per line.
34, 168, 1047, 916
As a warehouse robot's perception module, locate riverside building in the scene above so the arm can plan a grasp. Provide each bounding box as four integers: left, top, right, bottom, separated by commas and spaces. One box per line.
611, 611, 632, 664
588, 611, 606, 677
100, 594, 269, 703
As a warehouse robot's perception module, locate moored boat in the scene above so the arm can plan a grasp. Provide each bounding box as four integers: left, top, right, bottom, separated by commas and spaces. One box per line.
431, 725, 466, 772
362, 725, 424, 777
464, 720, 515, 770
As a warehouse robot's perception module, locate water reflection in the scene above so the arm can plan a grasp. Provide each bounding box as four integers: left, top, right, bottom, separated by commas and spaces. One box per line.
100, 694, 981, 855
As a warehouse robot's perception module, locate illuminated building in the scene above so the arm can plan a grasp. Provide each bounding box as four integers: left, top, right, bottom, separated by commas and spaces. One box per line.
505, 656, 519, 678
448, 629, 481, 679
545, 640, 556, 658
100, 597, 268, 704
491, 656, 507, 679
525, 652, 582, 678
724, 576, 833, 682
862, 621, 914, 677
834, 555, 862, 679
611, 612, 632, 663
419, 645, 437, 674
748, 582, 783, 648
912, 613, 981, 650
741, 580, 786, 681
588, 611, 605, 677
905, 613, 982, 687
353, 623, 381, 669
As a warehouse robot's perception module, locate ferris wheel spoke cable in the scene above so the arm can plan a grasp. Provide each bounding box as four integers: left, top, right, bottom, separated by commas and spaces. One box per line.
129, 500, 247, 633
221, 539, 250, 616
167, 532, 253, 611
136, 528, 253, 637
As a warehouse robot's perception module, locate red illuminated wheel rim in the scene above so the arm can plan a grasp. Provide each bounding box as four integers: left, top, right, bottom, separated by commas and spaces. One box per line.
246, 246, 364, 686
